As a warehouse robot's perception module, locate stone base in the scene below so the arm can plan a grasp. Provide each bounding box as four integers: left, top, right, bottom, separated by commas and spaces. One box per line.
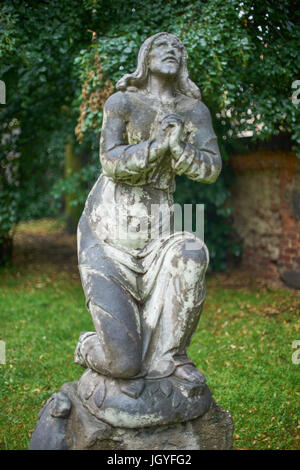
281, 270, 300, 289
76, 368, 212, 428
29, 381, 234, 450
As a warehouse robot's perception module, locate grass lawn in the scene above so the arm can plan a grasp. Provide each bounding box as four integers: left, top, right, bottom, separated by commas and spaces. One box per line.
0, 220, 299, 450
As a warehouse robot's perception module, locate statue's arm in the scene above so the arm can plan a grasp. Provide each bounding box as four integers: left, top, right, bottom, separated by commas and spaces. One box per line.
100, 92, 158, 180
171, 102, 222, 183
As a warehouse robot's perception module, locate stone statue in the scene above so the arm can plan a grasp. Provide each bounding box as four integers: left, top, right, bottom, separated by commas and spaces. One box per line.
30, 33, 233, 450
73, 31, 221, 425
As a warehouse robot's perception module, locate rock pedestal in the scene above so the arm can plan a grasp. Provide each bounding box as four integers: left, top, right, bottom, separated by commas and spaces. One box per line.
29, 381, 234, 450
29, 32, 234, 452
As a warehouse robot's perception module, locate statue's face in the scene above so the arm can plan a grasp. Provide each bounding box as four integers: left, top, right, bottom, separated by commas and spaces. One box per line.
148, 35, 182, 77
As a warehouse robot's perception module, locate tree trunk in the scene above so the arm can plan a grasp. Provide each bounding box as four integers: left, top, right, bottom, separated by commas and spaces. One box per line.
64, 136, 81, 234
0, 233, 13, 267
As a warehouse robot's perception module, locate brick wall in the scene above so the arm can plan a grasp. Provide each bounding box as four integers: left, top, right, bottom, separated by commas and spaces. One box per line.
230, 150, 300, 284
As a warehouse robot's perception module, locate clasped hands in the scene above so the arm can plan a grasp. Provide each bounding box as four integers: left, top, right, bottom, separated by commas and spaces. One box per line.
149, 114, 184, 164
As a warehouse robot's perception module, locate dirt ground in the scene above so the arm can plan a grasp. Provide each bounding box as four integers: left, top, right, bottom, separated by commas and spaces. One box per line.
11, 219, 79, 279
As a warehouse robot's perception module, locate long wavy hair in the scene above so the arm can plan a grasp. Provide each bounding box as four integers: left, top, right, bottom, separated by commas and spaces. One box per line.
116, 32, 201, 100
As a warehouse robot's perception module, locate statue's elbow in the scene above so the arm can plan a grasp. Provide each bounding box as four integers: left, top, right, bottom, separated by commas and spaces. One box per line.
206, 159, 222, 183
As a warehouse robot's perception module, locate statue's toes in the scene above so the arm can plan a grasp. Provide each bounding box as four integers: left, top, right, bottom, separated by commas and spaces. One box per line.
190, 369, 206, 385
174, 364, 206, 385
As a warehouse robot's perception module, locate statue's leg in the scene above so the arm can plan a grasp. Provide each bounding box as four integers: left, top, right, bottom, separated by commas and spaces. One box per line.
141, 236, 208, 381
76, 247, 142, 379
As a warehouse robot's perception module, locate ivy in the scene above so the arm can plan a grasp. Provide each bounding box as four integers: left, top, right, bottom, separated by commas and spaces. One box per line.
72, 0, 300, 269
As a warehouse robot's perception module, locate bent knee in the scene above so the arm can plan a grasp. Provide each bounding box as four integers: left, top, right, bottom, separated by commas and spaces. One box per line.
181, 240, 208, 268
109, 358, 142, 379
167, 239, 208, 269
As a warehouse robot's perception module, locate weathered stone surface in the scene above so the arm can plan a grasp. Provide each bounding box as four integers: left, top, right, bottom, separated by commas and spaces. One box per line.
291, 170, 300, 221
29, 381, 234, 450
230, 151, 300, 282
30, 32, 233, 449
281, 270, 300, 290
29, 392, 72, 450
75, 368, 212, 428
74, 32, 222, 394
230, 167, 282, 263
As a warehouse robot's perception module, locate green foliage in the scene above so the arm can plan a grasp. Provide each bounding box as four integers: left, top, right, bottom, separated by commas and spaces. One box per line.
0, 0, 93, 247
76, 0, 300, 149
75, 0, 300, 269
1, 0, 299, 269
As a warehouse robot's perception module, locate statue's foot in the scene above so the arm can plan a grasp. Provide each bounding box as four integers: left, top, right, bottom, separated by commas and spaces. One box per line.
174, 364, 206, 385
74, 332, 90, 368
119, 378, 145, 399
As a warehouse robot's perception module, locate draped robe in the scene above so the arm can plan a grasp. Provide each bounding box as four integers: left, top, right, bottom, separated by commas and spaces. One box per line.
76, 89, 222, 380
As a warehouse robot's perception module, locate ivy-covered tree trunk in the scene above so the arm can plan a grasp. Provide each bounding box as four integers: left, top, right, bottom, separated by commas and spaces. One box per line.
0, 233, 13, 267
64, 136, 82, 234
